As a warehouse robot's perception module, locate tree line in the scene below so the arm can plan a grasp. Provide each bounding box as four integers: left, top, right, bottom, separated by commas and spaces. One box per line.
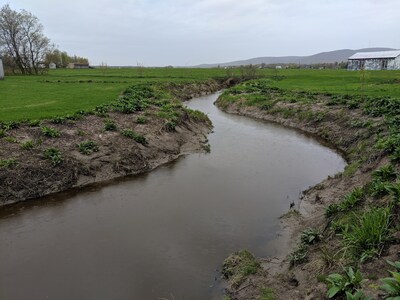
0, 4, 89, 75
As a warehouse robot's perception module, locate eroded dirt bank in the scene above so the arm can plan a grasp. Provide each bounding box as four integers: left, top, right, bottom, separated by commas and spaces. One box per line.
0, 80, 227, 206
215, 83, 400, 299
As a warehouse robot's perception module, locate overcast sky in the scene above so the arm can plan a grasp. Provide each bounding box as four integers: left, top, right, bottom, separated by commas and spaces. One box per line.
6, 0, 400, 66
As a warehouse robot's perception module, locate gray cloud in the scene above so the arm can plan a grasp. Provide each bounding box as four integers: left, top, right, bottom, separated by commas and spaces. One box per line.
8, 0, 400, 66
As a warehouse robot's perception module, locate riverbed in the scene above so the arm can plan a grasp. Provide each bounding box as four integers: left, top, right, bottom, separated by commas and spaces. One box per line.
0, 92, 345, 299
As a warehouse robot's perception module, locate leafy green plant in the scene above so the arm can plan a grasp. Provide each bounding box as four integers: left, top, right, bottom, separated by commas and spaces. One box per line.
326, 203, 341, 217
380, 261, 400, 299
50, 116, 66, 124
341, 207, 392, 261
104, 118, 117, 131
373, 165, 397, 182
300, 228, 323, 245
0, 129, 6, 138
1, 121, 20, 130
345, 291, 373, 300
28, 119, 41, 127
370, 180, 393, 198
326, 267, 364, 298
289, 243, 308, 267
121, 129, 147, 145
76, 129, 86, 136
4, 136, 18, 143
93, 104, 109, 116
41, 126, 61, 138
136, 116, 147, 124
78, 141, 99, 155
165, 121, 176, 131
21, 140, 35, 150
340, 187, 365, 211
0, 158, 18, 168
43, 148, 63, 166
325, 187, 364, 217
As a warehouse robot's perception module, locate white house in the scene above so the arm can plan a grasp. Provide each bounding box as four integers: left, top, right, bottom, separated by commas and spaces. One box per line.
348, 50, 400, 70
0, 56, 4, 80
49, 62, 56, 69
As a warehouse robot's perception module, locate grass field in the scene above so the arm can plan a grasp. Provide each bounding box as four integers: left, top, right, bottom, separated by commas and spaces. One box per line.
0, 68, 399, 121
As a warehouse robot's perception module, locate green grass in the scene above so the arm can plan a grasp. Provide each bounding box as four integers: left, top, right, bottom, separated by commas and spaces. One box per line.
1, 68, 400, 122
263, 69, 400, 98
0, 68, 229, 122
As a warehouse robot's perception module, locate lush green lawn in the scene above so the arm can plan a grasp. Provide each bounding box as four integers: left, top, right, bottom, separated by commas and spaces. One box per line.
265, 69, 400, 98
0, 68, 228, 121
1, 68, 399, 122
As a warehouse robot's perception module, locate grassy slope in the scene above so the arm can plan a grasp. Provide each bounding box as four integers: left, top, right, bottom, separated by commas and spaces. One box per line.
0, 68, 228, 121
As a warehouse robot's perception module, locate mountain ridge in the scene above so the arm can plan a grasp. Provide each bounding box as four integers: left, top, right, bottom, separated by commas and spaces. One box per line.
195, 48, 397, 68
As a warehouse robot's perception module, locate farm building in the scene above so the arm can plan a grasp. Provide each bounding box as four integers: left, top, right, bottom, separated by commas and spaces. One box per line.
348, 50, 400, 70
49, 62, 56, 69
67, 63, 89, 69
0, 55, 4, 80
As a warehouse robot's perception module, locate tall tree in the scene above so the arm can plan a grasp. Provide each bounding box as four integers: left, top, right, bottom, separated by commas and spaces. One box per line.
0, 4, 52, 74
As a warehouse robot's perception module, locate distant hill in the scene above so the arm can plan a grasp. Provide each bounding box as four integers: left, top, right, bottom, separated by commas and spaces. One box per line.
195, 48, 396, 68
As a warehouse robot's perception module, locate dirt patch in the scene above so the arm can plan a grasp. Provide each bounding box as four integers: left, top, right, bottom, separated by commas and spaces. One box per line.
0, 81, 228, 206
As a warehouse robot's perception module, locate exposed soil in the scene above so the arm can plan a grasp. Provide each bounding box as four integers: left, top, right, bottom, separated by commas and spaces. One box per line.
215, 94, 398, 299
0, 80, 227, 206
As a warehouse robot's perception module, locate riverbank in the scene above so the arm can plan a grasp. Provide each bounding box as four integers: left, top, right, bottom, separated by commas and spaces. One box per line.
216, 79, 400, 299
0, 80, 227, 206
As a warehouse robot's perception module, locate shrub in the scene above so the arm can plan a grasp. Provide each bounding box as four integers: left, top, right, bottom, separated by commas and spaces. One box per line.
43, 148, 63, 166
41, 126, 61, 138
0, 129, 6, 138
78, 141, 99, 155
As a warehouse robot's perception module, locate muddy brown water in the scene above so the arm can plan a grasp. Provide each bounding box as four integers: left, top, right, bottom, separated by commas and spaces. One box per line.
0, 92, 346, 300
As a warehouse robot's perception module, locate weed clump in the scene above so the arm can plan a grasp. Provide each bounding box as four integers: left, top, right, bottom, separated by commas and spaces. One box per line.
78, 141, 99, 155
121, 129, 147, 145
21, 140, 35, 150
222, 250, 260, 288
0, 158, 18, 168
104, 118, 117, 131
41, 126, 61, 138
43, 148, 63, 166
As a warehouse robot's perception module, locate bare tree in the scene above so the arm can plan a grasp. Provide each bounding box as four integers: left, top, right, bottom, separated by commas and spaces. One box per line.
0, 4, 52, 74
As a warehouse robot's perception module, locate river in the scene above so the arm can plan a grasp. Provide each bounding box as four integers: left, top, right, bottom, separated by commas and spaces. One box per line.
0, 92, 345, 300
